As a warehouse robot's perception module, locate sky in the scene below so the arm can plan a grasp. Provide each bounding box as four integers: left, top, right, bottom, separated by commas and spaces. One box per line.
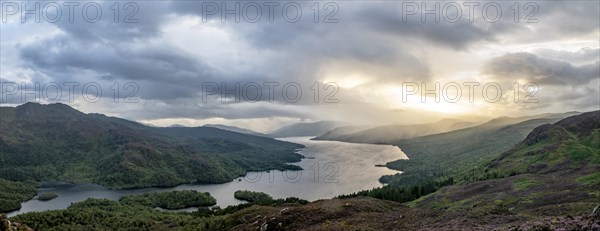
1, 1, 599, 132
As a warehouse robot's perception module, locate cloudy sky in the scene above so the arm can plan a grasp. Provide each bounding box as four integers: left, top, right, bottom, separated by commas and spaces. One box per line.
1, 1, 599, 132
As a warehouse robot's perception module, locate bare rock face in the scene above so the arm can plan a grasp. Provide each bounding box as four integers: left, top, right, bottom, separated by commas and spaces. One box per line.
0, 214, 34, 231
523, 123, 553, 145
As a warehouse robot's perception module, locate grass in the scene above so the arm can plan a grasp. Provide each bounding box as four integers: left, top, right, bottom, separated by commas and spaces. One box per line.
576, 172, 600, 186
512, 178, 540, 191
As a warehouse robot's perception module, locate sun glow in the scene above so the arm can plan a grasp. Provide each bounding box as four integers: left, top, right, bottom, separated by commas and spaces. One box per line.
322, 74, 369, 89
383, 86, 473, 114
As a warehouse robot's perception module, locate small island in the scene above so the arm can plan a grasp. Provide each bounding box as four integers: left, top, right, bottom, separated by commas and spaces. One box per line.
37, 192, 58, 201
234, 190, 274, 204
119, 190, 216, 210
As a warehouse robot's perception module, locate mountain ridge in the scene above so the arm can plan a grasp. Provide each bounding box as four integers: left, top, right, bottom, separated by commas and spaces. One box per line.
202, 124, 266, 136
268, 121, 343, 138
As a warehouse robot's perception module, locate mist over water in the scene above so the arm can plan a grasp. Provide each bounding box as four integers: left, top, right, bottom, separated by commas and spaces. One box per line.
8, 137, 407, 216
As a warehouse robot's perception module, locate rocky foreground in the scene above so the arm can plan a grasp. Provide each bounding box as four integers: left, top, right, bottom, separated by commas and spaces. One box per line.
1, 214, 33, 231
226, 197, 600, 231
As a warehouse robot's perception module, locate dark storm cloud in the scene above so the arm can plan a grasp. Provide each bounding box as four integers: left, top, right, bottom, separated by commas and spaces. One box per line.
353, 2, 494, 50
484, 52, 599, 86
168, 1, 434, 81
525, 85, 600, 112
8, 1, 600, 121
18, 34, 221, 100
189, 1, 494, 50
16, 1, 436, 105
479, 1, 599, 44
49, 1, 169, 41
534, 2, 600, 37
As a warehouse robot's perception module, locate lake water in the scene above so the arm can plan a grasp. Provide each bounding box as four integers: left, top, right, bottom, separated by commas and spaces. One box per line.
7, 137, 407, 216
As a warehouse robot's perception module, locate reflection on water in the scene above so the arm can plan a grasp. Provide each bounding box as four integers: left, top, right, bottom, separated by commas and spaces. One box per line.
7, 137, 407, 216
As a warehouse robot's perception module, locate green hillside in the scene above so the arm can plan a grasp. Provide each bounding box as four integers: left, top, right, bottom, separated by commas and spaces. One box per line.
412, 111, 600, 218
0, 103, 303, 188
313, 118, 477, 144
269, 121, 342, 138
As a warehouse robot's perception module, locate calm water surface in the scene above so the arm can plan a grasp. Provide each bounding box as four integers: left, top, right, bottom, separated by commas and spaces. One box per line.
7, 137, 407, 216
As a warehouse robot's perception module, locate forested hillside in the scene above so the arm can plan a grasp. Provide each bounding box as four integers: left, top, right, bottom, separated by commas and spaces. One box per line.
0, 103, 304, 212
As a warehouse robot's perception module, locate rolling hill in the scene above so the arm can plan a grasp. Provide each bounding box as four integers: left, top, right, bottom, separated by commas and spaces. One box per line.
313, 118, 478, 144
202, 124, 266, 136
268, 121, 343, 138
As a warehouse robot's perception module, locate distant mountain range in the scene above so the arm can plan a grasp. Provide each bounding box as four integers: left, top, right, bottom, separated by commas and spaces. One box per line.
268, 121, 343, 138
165, 124, 266, 136
0, 103, 303, 189
202, 124, 267, 137
314, 112, 582, 144
168, 122, 337, 138
313, 118, 478, 144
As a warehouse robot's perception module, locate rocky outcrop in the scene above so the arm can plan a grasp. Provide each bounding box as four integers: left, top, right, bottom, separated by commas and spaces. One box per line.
0, 214, 33, 231
523, 123, 553, 145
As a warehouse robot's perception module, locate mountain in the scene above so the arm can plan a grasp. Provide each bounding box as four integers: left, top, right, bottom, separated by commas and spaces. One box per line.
202, 124, 266, 136
167, 124, 186, 128
312, 125, 372, 140
0, 103, 304, 190
477, 111, 581, 128
269, 121, 343, 138
313, 118, 478, 144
